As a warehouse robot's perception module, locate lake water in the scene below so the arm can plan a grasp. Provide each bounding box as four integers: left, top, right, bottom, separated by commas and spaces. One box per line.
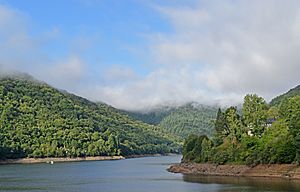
0, 155, 299, 192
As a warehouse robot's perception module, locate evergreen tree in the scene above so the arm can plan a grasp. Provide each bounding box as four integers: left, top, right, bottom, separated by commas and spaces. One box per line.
213, 108, 227, 146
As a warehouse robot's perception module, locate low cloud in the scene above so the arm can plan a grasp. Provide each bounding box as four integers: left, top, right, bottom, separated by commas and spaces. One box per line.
41, 56, 86, 87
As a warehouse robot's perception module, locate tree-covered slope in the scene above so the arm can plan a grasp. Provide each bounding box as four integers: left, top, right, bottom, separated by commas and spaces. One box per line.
270, 85, 300, 106
158, 103, 218, 140
125, 103, 218, 141
0, 75, 180, 159
122, 107, 173, 125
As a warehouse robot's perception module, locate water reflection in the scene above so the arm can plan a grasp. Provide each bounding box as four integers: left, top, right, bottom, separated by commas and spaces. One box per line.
183, 174, 300, 192
1, 156, 300, 192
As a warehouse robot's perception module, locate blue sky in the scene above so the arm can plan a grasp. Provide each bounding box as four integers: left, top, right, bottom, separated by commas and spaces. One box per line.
0, 0, 300, 110
1, 0, 168, 75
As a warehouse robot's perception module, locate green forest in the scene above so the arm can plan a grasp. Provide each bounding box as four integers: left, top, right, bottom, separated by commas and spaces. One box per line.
2, 73, 299, 165
125, 103, 218, 141
270, 85, 300, 106
158, 104, 217, 140
0, 75, 180, 159
122, 108, 172, 126
182, 90, 300, 165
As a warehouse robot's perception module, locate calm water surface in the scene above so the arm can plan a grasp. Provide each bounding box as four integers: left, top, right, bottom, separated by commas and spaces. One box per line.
0, 155, 299, 192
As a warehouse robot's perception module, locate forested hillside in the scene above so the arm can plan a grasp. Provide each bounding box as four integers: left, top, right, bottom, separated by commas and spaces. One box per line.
0, 75, 180, 159
182, 92, 300, 165
270, 85, 300, 106
121, 107, 173, 125
158, 103, 218, 140
125, 103, 218, 141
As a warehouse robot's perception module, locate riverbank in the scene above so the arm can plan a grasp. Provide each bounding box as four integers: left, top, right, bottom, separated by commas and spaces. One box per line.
168, 163, 300, 179
0, 153, 179, 165
0, 156, 125, 165
125, 153, 178, 159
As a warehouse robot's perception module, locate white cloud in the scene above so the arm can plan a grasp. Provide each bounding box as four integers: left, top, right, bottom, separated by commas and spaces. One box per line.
149, 0, 300, 100
90, 0, 300, 110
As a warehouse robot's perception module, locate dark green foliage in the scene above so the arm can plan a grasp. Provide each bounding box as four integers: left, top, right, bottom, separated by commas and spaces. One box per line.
215, 108, 227, 134
279, 96, 300, 162
0, 75, 180, 159
182, 134, 212, 163
270, 85, 300, 106
182, 91, 300, 165
213, 108, 227, 146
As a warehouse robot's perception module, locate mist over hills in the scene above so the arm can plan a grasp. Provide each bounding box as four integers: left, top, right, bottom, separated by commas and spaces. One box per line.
124, 84, 300, 141
123, 102, 219, 140
1, 72, 299, 160
0, 74, 180, 159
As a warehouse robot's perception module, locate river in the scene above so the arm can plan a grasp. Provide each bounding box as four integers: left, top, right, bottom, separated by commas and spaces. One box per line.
0, 155, 299, 192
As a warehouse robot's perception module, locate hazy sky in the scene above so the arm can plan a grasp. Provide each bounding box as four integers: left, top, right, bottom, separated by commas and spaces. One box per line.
0, 0, 299, 110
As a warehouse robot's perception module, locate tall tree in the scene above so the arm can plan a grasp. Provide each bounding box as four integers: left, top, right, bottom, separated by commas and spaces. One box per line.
242, 94, 268, 136
213, 108, 227, 146
215, 108, 228, 133
225, 107, 242, 143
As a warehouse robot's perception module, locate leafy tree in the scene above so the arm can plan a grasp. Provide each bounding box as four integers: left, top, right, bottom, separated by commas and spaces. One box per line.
182, 91, 300, 165
267, 106, 280, 119
279, 96, 300, 162
225, 107, 242, 143
182, 134, 210, 162
242, 94, 268, 136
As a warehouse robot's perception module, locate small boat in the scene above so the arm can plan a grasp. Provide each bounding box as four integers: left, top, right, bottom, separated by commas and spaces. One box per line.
50, 161, 54, 165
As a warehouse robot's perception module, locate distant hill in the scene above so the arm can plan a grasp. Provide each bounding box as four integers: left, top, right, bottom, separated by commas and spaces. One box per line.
270, 85, 300, 106
158, 103, 218, 140
122, 107, 173, 125
0, 75, 180, 159
124, 103, 218, 140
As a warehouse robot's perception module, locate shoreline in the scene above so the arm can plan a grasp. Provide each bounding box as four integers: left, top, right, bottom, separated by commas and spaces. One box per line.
0, 156, 125, 165
0, 153, 179, 165
168, 163, 300, 180
125, 153, 179, 159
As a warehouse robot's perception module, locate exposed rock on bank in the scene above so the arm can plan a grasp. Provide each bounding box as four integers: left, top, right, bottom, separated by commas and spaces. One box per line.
168, 163, 300, 179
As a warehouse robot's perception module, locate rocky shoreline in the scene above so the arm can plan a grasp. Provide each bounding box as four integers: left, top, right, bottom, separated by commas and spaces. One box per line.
0, 156, 125, 165
168, 163, 300, 179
